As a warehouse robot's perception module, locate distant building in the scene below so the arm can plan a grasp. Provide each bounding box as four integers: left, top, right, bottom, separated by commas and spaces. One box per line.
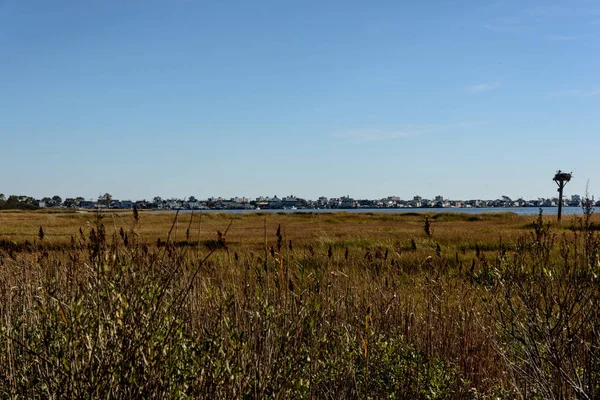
317, 197, 328, 207
78, 201, 94, 209
282, 195, 300, 208
267, 196, 282, 209
120, 200, 134, 209
541, 198, 556, 207
340, 196, 356, 208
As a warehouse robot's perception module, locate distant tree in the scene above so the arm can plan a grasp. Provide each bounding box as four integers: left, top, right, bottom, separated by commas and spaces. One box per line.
52, 195, 62, 205
299, 198, 310, 208
98, 193, 112, 206
64, 198, 76, 207
0, 194, 5, 201
153, 196, 162, 204
76, 197, 85, 202
19, 196, 36, 205
188, 196, 197, 203
42, 197, 52, 203
3, 195, 39, 210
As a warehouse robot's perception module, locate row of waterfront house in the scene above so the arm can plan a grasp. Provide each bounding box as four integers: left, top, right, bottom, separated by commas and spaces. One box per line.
35, 194, 595, 210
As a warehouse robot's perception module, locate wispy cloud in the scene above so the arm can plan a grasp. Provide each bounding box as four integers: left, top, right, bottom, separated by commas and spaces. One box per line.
526, 4, 600, 19
485, 4, 599, 36
467, 82, 501, 93
484, 23, 521, 34
332, 123, 481, 143
549, 34, 582, 41
525, 5, 565, 18
484, 16, 523, 33
547, 89, 600, 98
332, 129, 423, 143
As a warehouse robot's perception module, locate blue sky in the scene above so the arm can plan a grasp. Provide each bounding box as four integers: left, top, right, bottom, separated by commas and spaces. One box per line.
1, 0, 599, 201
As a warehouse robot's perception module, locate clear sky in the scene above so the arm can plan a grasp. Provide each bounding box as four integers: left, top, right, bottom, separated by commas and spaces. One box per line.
1, 0, 599, 201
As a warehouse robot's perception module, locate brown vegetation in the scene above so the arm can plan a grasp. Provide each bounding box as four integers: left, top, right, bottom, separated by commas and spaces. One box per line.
1, 210, 599, 398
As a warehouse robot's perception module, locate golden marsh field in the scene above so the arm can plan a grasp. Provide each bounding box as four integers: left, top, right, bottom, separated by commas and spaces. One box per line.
1, 209, 599, 398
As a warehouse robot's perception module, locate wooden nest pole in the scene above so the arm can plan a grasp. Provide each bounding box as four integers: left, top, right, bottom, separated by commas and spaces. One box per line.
553, 170, 572, 222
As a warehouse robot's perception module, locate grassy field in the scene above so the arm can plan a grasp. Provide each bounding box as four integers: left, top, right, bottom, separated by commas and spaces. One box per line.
1, 209, 599, 398
0, 209, 558, 250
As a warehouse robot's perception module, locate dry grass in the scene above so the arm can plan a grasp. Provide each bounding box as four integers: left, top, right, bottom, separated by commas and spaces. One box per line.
0, 209, 585, 249
1, 210, 599, 398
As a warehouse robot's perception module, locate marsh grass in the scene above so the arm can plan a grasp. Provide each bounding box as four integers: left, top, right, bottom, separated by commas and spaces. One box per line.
1, 211, 599, 398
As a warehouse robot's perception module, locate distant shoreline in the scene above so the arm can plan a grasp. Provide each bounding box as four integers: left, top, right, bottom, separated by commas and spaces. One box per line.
38, 206, 587, 216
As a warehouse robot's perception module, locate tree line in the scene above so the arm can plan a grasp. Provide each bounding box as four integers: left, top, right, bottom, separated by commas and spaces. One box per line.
0, 194, 40, 210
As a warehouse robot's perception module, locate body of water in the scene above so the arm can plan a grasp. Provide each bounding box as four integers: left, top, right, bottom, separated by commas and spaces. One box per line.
152, 207, 589, 216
